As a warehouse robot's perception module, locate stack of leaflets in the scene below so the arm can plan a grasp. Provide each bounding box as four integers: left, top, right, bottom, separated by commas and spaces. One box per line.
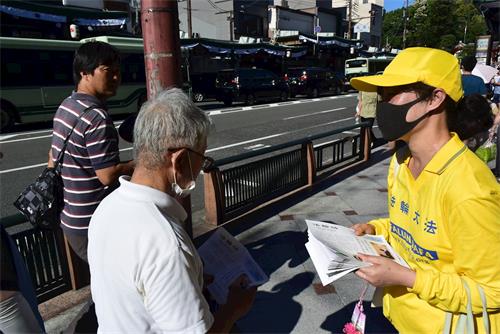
198, 227, 268, 304
305, 219, 409, 286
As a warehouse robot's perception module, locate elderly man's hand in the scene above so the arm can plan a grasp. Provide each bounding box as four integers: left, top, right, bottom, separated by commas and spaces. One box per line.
355, 254, 415, 288
225, 275, 257, 320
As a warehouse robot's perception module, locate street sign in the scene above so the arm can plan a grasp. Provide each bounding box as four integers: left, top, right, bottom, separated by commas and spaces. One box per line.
314, 25, 321, 33
354, 22, 370, 33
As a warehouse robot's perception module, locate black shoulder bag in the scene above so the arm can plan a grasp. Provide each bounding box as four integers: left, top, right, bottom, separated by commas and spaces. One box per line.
13, 107, 92, 229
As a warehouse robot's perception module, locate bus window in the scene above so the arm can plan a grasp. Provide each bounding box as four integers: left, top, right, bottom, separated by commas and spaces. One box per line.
346, 59, 367, 68
0, 36, 189, 132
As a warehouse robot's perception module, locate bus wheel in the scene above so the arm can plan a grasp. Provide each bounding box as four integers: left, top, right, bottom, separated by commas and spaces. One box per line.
0, 103, 15, 133
193, 92, 204, 102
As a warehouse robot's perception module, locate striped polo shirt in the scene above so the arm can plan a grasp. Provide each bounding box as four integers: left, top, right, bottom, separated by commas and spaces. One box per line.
51, 92, 120, 235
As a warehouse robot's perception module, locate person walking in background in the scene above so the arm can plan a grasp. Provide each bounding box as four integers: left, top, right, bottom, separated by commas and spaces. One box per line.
88, 88, 256, 333
49, 41, 134, 262
448, 94, 493, 151
350, 47, 500, 332
461, 55, 487, 96
492, 67, 500, 104
356, 91, 381, 146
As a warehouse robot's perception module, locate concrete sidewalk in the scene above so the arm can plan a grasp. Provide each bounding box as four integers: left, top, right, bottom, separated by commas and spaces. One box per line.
42, 147, 396, 333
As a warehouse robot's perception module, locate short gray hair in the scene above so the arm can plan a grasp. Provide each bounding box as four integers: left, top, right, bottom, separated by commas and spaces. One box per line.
133, 88, 211, 168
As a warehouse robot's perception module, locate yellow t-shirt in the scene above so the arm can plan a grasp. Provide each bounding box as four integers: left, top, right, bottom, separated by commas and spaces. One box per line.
369, 134, 500, 333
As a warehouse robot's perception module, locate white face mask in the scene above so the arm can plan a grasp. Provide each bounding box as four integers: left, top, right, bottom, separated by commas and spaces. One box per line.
171, 151, 196, 198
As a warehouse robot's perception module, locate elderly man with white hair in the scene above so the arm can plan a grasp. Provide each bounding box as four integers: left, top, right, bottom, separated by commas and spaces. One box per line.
88, 88, 256, 333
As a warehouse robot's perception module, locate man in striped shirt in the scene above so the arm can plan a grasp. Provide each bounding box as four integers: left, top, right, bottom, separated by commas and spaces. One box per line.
50, 41, 134, 262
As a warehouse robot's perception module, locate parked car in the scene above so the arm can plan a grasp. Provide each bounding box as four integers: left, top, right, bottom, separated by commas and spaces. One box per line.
215, 68, 289, 106
285, 67, 343, 98
190, 72, 218, 102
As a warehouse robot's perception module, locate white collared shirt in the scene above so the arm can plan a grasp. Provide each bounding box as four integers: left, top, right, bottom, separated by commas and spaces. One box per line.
88, 176, 213, 333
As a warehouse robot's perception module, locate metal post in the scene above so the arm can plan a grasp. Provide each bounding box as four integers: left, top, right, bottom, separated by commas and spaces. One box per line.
402, 0, 408, 49
204, 168, 224, 226
347, 0, 352, 40
187, 0, 192, 38
229, 11, 234, 41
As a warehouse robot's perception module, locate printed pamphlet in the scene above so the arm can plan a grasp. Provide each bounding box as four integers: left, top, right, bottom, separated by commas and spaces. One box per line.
305, 219, 408, 286
198, 227, 268, 304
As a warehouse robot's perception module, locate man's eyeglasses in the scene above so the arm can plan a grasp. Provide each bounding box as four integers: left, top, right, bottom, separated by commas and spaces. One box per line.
169, 147, 215, 170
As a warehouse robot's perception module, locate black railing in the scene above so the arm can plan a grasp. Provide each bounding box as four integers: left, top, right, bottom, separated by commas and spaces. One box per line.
221, 146, 308, 221
315, 134, 362, 172
3, 217, 72, 303
205, 122, 370, 225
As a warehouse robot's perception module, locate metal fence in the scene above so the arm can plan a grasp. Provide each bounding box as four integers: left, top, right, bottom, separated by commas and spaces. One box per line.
222, 146, 308, 221
3, 218, 72, 303
315, 134, 362, 172
204, 123, 370, 225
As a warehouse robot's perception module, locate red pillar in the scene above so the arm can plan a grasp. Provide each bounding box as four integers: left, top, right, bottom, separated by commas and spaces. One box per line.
141, 0, 192, 237
141, 0, 183, 98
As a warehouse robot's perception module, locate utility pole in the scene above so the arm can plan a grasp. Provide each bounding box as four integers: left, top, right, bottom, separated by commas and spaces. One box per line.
347, 0, 352, 40
215, 10, 234, 41
187, 0, 192, 38
141, 0, 182, 97
228, 11, 234, 41
402, 0, 408, 49
141, 0, 191, 235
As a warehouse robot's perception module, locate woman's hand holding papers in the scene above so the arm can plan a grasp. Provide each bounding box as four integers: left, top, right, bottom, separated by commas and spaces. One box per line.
352, 223, 376, 236
354, 254, 416, 289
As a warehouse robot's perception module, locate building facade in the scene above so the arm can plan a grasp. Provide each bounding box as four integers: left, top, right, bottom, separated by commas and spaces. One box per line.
331, 0, 383, 47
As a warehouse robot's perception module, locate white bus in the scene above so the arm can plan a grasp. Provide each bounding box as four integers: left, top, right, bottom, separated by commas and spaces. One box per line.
0, 36, 188, 132
344, 56, 394, 88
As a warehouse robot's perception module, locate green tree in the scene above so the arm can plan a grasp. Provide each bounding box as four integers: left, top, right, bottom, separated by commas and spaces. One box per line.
382, 0, 487, 50
381, 8, 405, 49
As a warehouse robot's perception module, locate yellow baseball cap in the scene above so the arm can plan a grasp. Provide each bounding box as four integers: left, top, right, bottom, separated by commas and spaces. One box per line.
350, 47, 464, 102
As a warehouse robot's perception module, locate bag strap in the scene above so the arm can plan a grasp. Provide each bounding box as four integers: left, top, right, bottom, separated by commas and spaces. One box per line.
54, 105, 94, 169
478, 285, 490, 333
443, 279, 490, 334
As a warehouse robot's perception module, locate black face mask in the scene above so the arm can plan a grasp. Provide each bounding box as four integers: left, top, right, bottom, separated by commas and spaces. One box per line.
376, 95, 429, 141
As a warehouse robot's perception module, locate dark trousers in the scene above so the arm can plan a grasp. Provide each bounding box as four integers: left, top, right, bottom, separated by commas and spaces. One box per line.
64, 233, 89, 263
360, 117, 377, 141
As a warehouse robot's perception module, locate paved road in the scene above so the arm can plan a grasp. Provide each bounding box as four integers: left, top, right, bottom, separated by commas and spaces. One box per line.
0, 94, 363, 222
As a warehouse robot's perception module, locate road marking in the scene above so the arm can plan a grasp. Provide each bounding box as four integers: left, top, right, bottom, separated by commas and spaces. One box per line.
283, 107, 346, 120
0, 163, 47, 174
0, 134, 19, 141
0, 121, 125, 143
1, 95, 356, 141
207, 94, 356, 116
0, 134, 52, 144
206, 116, 354, 153
1, 117, 355, 173
206, 133, 286, 152
244, 144, 271, 151
0, 116, 356, 174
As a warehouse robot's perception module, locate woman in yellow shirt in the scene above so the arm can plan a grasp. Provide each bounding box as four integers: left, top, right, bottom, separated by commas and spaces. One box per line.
350, 47, 500, 333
